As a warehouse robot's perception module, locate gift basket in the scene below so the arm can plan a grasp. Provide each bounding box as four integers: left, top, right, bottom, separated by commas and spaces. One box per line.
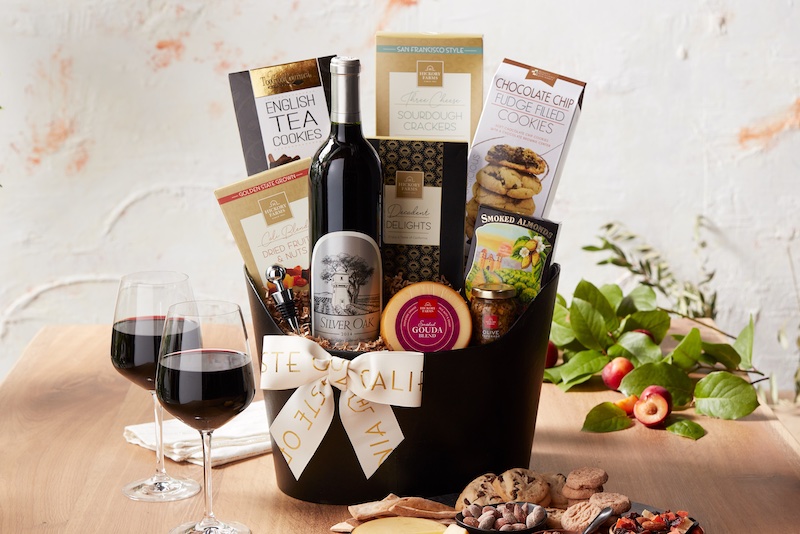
216, 32, 585, 505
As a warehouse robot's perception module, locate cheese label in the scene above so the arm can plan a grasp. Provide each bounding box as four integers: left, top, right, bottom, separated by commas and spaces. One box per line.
394, 294, 461, 352
381, 281, 471, 352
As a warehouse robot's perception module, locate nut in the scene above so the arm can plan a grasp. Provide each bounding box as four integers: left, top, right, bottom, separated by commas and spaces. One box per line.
526, 505, 546, 528
513, 503, 526, 523
463, 516, 479, 527
460, 501, 547, 531
464, 504, 483, 518
478, 515, 496, 530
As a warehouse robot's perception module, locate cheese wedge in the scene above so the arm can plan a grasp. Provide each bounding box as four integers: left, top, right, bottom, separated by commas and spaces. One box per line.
381, 281, 472, 352
352, 516, 448, 533
443, 525, 468, 534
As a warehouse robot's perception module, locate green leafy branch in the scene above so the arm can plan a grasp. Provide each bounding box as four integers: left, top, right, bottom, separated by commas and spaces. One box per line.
547, 279, 760, 440
583, 219, 717, 319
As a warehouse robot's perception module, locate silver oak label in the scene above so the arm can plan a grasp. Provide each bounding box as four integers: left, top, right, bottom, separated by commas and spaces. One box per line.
310, 231, 382, 343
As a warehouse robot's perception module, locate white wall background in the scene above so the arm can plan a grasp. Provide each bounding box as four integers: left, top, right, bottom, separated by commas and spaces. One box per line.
1, 0, 798, 390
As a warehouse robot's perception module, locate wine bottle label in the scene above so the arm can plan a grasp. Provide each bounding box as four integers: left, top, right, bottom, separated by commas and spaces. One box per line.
310, 231, 382, 343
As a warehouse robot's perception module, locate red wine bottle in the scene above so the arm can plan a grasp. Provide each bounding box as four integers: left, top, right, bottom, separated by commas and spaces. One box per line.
309, 56, 382, 344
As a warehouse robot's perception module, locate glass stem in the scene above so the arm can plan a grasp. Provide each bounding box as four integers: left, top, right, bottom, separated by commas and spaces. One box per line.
150, 390, 169, 482
199, 430, 218, 527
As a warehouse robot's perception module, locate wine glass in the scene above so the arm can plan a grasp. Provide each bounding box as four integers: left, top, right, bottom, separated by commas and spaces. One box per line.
157, 300, 256, 534
111, 271, 201, 501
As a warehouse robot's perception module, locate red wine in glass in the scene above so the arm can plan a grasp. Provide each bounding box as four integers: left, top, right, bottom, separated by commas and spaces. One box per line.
110, 271, 200, 502
157, 349, 255, 431
157, 300, 255, 534
112, 316, 201, 391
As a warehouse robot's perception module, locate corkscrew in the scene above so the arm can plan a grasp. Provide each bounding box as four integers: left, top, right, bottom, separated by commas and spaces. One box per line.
266, 265, 300, 334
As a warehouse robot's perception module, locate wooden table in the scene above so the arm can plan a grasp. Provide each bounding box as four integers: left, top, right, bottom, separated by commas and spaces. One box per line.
2, 325, 799, 532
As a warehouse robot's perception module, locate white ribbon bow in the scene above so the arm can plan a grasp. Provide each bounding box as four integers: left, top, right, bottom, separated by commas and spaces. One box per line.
261, 336, 424, 480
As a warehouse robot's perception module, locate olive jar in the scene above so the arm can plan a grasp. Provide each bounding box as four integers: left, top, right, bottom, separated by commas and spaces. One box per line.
470, 283, 518, 345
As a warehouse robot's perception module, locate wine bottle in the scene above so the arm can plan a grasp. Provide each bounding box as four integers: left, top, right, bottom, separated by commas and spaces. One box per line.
309, 56, 383, 344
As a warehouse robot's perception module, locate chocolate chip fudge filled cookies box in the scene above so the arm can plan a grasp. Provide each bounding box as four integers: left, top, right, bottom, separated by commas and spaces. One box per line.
229, 56, 333, 175
376, 33, 483, 143
465, 59, 585, 238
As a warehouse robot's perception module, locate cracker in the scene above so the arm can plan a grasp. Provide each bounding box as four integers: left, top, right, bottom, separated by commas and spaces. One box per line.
348, 494, 401, 521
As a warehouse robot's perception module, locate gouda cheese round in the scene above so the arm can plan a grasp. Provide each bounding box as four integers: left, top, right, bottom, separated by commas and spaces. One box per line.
381, 282, 471, 352
352, 516, 448, 534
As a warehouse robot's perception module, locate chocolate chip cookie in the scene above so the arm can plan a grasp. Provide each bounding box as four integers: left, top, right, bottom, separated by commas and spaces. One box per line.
471, 182, 535, 215
475, 164, 543, 199
486, 144, 547, 176
455, 473, 505, 511
492, 467, 550, 504
543, 472, 569, 509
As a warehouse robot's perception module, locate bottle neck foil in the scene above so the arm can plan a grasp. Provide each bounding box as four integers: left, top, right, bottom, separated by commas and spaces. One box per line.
330, 57, 361, 125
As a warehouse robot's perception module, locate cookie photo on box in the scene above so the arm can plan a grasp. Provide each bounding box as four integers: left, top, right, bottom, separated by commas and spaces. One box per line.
465, 59, 586, 237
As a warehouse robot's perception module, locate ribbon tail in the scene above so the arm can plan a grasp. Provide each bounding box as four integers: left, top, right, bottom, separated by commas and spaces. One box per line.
268, 380, 334, 480
338, 391, 404, 479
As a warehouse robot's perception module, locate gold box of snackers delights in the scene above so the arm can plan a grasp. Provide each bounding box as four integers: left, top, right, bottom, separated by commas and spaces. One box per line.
376, 33, 483, 143
465, 59, 585, 238
216, 158, 311, 298
368, 137, 468, 287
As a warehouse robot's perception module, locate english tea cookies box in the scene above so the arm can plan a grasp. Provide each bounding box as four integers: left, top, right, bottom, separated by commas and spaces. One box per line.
465, 59, 585, 238
215, 158, 311, 297
376, 33, 483, 143
229, 57, 333, 175
368, 137, 468, 287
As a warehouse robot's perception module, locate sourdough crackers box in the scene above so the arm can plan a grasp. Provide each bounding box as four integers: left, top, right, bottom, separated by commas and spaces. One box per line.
368, 137, 468, 287
376, 33, 483, 143
215, 158, 311, 297
465, 59, 585, 238
229, 57, 333, 175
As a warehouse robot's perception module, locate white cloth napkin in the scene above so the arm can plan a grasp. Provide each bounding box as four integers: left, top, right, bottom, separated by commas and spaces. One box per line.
123, 400, 272, 467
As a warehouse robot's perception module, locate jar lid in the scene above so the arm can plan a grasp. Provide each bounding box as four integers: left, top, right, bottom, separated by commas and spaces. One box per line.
471, 283, 517, 299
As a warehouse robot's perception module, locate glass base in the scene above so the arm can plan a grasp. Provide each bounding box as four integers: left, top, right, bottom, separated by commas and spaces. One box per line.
169, 519, 250, 534
122, 474, 201, 502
